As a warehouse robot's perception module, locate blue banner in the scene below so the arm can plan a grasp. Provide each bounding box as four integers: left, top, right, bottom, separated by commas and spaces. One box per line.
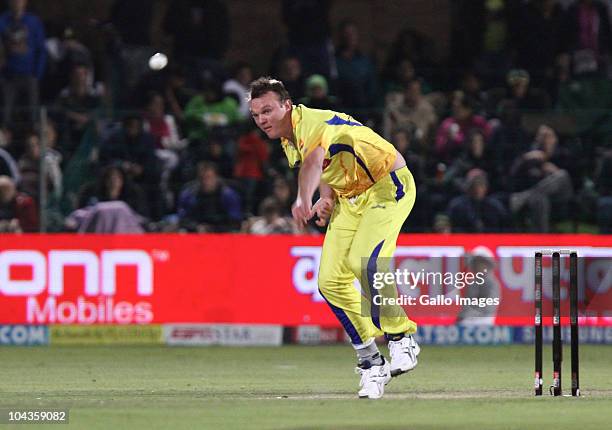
0, 325, 49, 346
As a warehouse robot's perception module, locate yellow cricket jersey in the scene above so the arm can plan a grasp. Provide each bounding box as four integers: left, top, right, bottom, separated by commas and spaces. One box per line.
280, 105, 397, 198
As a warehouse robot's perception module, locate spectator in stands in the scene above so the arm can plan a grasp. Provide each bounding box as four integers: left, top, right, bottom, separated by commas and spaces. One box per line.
382, 79, 437, 143
56, 63, 104, 157
43, 26, 94, 100
299, 74, 338, 111
503, 69, 551, 111
163, 65, 195, 124
560, 0, 612, 77
178, 130, 236, 187
234, 127, 269, 215
99, 115, 161, 218
282, 0, 334, 77
223, 61, 253, 119
433, 213, 452, 234
41, 120, 62, 194
65, 200, 145, 233
435, 91, 491, 162
142, 91, 186, 209
242, 197, 299, 235
443, 129, 493, 195
177, 161, 242, 232
459, 70, 487, 115
391, 127, 429, 232
596, 150, 612, 233
17, 130, 62, 202
0, 137, 20, 184
509, 125, 574, 232
383, 59, 418, 95
0, 0, 46, 127
77, 164, 148, 218
184, 75, 240, 142
133, 63, 195, 122
383, 28, 432, 84
447, 168, 508, 233
109, 0, 156, 101
334, 20, 378, 110
276, 55, 305, 102
0, 174, 37, 232
391, 127, 425, 187
271, 176, 294, 216
143, 92, 185, 152
488, 100, 530, 190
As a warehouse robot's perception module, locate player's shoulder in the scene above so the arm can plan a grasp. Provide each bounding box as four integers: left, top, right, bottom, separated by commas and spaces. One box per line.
295, 104, 335, 119
296, 104, 357, 126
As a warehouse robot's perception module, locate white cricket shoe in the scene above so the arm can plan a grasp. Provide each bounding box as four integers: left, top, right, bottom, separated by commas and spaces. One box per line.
388, 335, 420, 376
355, 358, 391, 399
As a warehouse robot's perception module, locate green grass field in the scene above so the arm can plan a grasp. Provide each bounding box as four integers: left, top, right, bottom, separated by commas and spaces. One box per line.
1, 344, 611, 429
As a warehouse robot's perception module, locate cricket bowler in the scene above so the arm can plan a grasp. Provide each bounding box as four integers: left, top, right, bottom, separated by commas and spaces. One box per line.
248, 77, 420, 399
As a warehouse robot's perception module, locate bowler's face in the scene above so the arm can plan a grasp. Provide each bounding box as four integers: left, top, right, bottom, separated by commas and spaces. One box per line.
250, 92, 291, 139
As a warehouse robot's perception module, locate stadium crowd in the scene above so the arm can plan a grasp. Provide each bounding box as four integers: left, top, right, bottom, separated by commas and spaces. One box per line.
0, 0, 611, 234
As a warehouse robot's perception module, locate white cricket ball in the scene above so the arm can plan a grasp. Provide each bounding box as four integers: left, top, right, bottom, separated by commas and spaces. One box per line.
149, 53, 168, 71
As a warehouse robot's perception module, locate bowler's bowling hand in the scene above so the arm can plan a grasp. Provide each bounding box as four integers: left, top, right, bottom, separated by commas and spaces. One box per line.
292, 197, 312, 228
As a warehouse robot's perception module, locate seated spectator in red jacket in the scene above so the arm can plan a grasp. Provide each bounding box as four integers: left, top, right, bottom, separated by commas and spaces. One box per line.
0, 175, 38, 232
435, 91, 491, 163
234, 128, 269, 214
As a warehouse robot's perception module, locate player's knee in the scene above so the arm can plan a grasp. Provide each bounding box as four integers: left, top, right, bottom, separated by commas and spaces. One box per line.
317, 271, 332, 298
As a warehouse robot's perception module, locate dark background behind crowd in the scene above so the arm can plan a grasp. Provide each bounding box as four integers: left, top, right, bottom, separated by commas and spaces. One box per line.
0, 0, 611, 234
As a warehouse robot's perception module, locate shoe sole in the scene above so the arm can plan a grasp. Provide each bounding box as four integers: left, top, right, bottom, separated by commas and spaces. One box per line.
390, 362, 418, 377
359, 394, 383, 399
358, 378, 390, 399
390, 340, 421, 377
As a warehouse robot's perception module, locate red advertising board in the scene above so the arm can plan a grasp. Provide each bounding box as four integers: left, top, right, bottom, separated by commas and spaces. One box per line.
0, 234, 611, 326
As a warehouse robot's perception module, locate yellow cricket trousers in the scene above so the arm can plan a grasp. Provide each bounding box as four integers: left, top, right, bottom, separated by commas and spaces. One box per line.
318, 166, 418, 348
